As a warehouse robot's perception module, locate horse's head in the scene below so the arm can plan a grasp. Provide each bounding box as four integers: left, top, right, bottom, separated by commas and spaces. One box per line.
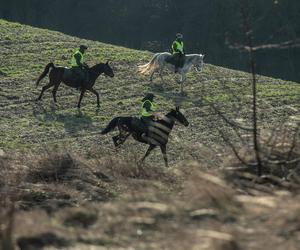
93, 61, 114, 77
195, 54, 205, 72
168, 106, 189, 127
103, 61, 114, 77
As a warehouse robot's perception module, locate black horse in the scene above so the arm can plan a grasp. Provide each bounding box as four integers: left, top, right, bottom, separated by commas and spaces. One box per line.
35, 62, 114, 108
101, 107, 189, 167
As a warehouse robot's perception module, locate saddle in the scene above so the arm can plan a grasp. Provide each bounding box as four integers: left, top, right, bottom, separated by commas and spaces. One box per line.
131, 117, 148, 135
63, 67, 89, 88
165, 54, 175, 64
165, 54, 185, 68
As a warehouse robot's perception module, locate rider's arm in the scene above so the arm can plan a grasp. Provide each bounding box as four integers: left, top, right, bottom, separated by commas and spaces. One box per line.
172, 42, 179, 53
74, 53, 83, 67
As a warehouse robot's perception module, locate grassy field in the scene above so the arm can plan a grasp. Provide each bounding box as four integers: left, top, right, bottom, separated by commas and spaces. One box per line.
0, 19, 299, 160
0, 19, 300, 249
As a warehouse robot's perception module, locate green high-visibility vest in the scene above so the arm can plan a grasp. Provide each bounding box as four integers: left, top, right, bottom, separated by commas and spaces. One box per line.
71, 50, 84, 67
172, 40, 184, 54
141, 100, 157, 117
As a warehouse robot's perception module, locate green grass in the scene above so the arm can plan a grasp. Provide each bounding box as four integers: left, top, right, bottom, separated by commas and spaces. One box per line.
0, 19, 299, 163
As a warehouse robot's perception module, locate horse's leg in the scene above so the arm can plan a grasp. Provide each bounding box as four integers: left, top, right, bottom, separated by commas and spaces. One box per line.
150, 70, 156, 82
120, 132, 131, 144
140, 144, 156, 163
159, 66, 165, 83
51, 83, 61, 103
160, 144, 168, 167
88, 87, 100, 107
181, 79, 183, 93
37, 81, 55, 101
77, 89, 86, 108
112, 135, 121, 147
180, 73, 187, 93
113, 132, 130, 147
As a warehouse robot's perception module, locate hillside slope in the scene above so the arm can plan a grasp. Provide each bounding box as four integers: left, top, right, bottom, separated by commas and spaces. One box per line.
0, 20, 300, 250
0, 19, 299, 164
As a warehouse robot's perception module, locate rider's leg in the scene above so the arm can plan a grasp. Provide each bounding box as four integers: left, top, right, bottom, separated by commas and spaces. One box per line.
174, 54, 179, 73
140, 116, 154, 140
72, 68, 83, 89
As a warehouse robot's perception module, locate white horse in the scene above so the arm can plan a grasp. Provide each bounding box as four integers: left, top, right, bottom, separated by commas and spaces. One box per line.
138, 52, 204, 92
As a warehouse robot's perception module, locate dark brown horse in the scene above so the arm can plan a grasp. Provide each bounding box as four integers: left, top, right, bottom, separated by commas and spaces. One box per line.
101, 107, 189, 167
35, 62, 114, 108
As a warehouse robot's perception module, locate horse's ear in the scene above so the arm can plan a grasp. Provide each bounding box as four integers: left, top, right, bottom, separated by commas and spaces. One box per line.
106, 60, 110, 65
176, 106, 180, 111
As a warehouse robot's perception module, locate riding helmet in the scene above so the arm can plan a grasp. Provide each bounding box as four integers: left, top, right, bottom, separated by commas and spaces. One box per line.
80, 45, 88, 50
176, 33, 183, 39
142, 93, 155, 102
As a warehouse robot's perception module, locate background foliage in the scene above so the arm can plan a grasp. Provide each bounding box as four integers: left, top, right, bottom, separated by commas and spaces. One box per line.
1, 0, 300, 82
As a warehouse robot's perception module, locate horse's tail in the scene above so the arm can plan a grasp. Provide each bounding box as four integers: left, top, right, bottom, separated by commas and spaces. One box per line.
101, 117, 120, 134
35, 62, 55, 86
138, 53, 159, 75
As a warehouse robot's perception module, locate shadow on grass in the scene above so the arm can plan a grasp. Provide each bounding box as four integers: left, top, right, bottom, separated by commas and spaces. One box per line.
32, 103, 96, 134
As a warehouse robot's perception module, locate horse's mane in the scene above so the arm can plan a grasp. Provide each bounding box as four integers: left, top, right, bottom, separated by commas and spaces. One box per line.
90, 63, 105, 70
155, 109, 176, 124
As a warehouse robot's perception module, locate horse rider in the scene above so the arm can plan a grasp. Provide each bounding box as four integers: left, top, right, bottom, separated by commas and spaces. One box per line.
140, 93, 157, 140
171, 33, 185, 73
71, 45, 89, 87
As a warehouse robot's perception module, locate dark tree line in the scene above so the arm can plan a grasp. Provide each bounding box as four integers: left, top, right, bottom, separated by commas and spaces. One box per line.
1, 0, 300, 82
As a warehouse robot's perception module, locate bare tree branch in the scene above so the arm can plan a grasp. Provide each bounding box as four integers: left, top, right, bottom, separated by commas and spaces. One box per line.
211, 104, 253, 132
287, 125, 300, 161
228, 39, 300, 52
266, 158, 300, 165
218, 128, 256, 167
240, 0, 263, 175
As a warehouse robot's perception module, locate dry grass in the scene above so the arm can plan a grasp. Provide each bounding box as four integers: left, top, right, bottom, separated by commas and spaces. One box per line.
0, 147, 299, 249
